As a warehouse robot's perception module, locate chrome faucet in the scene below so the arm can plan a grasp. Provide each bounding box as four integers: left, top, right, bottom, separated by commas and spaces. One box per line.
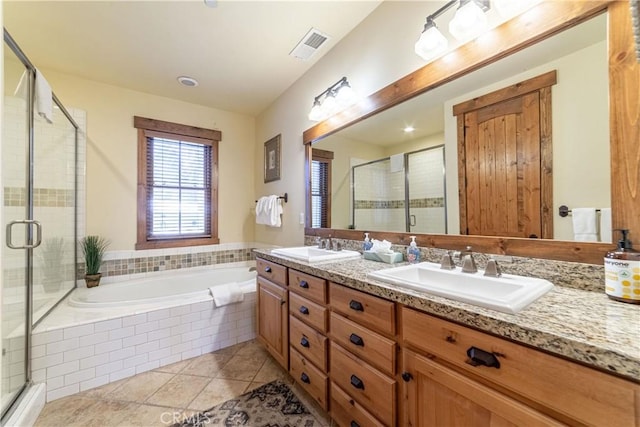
440, 251, 456, 270
484, 258, 502, 277
461, 246, 478, 273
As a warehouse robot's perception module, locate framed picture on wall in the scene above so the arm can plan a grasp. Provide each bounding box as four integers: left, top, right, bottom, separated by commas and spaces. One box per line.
264, 134, 281, 183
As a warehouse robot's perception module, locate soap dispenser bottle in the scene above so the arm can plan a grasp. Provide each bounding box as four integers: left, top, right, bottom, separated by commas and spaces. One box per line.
604, 229, 640, 304
363, 232, 373, 252
407, 236, 420, 264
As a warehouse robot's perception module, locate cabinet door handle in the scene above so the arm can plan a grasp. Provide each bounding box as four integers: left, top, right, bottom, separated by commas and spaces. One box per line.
401, 372, 413, 382
466, 346, 501, 369
300, 372, 310, 384
349, 300, 364, 312
299, 306, 309, 315
264, 266, 272, 273
350, 422, 360, 427
280, 299, 286, 306
350, 374, 365, 390
300, 336, 310, 348
349, 333, 364, 347
299, 280, 309, 289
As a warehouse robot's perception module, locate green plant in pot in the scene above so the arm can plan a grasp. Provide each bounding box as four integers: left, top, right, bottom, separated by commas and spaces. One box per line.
80, 235, 109, 288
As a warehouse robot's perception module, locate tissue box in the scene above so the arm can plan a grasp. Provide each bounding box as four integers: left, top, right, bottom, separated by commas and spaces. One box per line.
363, 250, 404, 264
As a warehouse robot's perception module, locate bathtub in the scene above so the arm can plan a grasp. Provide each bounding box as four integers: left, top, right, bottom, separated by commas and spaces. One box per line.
33, 263, 258, 402
69, 266, 257, 308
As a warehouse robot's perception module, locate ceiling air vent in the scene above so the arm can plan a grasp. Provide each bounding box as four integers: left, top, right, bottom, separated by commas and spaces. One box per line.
289, 28, 331, 61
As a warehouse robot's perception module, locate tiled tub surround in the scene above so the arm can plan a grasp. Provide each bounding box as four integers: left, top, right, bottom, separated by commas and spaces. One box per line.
30, 261, 259, 403
258, 245, 640, 381
80, 243, 259, 282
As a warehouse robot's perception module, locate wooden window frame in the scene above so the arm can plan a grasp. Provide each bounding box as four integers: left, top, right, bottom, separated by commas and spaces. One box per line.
311, 148, 333, 229
134, 116, 221, 250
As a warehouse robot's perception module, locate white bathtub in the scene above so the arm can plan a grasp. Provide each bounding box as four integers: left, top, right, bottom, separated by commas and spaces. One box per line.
33, 263, 258, 402
69, 266, 257, 308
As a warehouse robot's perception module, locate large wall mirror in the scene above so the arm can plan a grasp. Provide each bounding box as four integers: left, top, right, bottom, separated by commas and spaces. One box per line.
304, 1, 640, 265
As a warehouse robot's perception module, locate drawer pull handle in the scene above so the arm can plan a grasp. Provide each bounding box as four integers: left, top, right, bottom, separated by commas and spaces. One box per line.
299, 306, 309, 315
401, 372, 413, 382
299, 280, 309, 289
350, 374, 365, 390
349, 300, 364, 312
349, 333, 364, 347
466, 346, 501, 369
300, 372, 310, 384
264, 266, 272, 273
300, 337, 310, 348
350, 422, 360, 427
280, 299, 286, 306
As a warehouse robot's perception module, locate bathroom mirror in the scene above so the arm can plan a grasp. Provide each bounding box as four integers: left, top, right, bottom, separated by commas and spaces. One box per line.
304, 1, 639, 264
313, 14, 608, 241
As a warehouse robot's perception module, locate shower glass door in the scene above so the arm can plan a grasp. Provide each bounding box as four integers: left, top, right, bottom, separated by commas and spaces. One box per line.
406, 146, 447, 233
2, 42, 30, 418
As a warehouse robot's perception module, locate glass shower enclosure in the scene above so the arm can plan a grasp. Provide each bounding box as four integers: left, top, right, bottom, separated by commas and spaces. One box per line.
352, 146, 446, 233
1, 30, 79, 420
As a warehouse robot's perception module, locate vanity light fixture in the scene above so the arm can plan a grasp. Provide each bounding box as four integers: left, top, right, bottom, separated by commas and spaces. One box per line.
308, 77, 357, 122
414, 0, 490, 61
403, 126, 415, 133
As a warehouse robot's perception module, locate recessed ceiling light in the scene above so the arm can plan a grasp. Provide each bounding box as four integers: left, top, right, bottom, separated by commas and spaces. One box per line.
177, 76, 199, 87
404, 126, 415, 133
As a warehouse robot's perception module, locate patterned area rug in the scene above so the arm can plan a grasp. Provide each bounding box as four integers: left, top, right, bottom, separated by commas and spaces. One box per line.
171, 380, 318, 427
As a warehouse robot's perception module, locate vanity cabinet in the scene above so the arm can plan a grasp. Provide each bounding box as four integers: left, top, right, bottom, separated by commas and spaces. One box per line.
328, 282, 397, 427
256, 258, 288, 370
288, 269, 330, 410
400, 306, 639, 427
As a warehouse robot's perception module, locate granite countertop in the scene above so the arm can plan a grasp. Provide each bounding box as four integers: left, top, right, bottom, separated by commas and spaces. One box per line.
254, 249, 640, 382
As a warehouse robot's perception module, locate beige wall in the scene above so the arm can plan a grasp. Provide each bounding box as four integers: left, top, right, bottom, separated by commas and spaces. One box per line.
255, 1, 433, 246
39, 69, 256, 250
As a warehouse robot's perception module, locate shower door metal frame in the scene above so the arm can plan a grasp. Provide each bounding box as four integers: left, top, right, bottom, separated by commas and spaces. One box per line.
2, 29, 80, 421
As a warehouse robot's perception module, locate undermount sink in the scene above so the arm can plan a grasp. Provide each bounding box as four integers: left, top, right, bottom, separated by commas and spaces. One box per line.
367, 261, 554, 314
271, 246, 361, 263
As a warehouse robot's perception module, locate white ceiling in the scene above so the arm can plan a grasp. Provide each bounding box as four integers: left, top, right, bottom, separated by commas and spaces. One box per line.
3, 0, 382, 116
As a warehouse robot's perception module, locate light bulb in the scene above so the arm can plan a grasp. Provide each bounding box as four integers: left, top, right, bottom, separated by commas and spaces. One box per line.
415, 24, 448, 61
320, 93, 337, 117
449, 0, 488, 41
308, 101, 323, 121
335, 83, 356, 108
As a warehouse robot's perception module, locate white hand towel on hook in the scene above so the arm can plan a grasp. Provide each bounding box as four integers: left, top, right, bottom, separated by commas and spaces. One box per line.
267, 195, 283, 227
255, 196, 270, 225
599, 208, 612, 243
35, 69, 53, 124
572, 208, 598, 241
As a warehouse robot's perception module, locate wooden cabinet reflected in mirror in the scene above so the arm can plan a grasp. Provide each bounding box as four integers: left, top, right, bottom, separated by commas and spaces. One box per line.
303, 1, 640, 265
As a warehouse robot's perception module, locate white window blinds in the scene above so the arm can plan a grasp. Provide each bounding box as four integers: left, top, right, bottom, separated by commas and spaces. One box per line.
147, 136, 212, 238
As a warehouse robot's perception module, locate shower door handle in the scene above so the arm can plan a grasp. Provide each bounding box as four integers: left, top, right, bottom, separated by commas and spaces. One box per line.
6, 220, 42, 249
410, 215, 416, 227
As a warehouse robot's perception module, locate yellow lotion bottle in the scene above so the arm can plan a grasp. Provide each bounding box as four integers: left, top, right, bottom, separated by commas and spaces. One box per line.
604, 229, 640, 304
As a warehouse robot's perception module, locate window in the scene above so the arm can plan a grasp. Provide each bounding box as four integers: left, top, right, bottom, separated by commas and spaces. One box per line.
311, 148, 333, 228
134, 116, 220, 249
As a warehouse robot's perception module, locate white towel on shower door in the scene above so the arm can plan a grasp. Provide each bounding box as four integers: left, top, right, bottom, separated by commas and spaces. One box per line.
35, 69, 53, 123
210, 282, 244, 307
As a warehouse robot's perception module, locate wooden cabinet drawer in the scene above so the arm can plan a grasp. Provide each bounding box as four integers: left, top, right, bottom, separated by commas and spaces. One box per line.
289, 269, 327, 304
329, 282, 395, 336
330, 382, 385, 427
290, 347, 328, 411
256, 258, 287, 287
289, 315, 328, 371
289, 292, 328, 333
330, 342, 396, 427
401, 306, 639, 426
330, 312, 396, 376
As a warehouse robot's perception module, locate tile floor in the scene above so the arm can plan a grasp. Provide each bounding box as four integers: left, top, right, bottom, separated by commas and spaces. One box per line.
34, 340, 332, 426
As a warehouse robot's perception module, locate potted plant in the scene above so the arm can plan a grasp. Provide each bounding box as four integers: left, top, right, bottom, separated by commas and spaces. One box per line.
80, 235, 109, 288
